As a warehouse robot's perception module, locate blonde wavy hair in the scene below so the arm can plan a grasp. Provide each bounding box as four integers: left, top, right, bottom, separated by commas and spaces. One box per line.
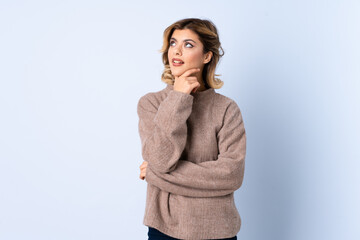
159, 18, 225, 89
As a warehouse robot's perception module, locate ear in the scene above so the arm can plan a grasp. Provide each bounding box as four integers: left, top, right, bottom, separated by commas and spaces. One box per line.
203, 51, 213, 64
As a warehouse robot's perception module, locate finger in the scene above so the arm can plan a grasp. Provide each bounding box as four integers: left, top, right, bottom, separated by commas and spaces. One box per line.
187, 80, 199, 86
181, 68, 200, 77
192, 83, 200, 92
192, 86, 199, 93
185, 76, 198, 81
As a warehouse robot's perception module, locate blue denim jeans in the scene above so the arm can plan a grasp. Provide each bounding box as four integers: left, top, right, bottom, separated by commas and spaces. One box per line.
148, 227, 237, 240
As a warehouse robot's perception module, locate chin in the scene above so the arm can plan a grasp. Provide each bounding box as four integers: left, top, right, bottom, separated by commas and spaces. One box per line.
170, 69, 182, 77
171, 67, 189, 76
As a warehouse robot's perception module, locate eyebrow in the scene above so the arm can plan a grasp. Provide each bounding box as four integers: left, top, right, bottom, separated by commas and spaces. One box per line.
170, 37, 196, 43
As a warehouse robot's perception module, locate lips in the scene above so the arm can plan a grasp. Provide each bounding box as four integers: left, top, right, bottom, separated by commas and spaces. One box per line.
172, 58, 184, 64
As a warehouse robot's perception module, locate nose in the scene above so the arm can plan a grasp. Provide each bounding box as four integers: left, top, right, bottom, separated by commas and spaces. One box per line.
174, 45, 182, 56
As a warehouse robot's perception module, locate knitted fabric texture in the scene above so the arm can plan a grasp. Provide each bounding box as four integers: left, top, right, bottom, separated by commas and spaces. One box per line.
137, 84, 247, 240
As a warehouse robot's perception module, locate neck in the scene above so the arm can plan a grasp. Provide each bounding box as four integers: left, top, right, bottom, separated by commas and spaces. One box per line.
196, 74, 207, 92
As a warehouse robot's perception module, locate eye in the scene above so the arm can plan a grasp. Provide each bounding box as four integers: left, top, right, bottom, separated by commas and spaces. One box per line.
185, 42, 193, 48
169, 41, 193, 48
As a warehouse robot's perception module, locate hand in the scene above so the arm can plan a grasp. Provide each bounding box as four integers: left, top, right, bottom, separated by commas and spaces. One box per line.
173, 68, 201, 94
139, 160, 148, 180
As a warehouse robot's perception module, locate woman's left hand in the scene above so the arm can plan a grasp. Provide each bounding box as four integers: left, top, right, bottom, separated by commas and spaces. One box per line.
139, 161, 148, 180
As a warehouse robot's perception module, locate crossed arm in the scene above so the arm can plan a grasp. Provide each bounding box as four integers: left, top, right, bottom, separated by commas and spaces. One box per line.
137, 90, 246, 198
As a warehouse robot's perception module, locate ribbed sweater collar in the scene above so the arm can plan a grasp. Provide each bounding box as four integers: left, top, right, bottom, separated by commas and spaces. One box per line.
165, 84, 215, 100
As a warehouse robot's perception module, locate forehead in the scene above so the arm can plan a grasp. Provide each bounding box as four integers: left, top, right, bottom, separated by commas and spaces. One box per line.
171, 29, 199, 41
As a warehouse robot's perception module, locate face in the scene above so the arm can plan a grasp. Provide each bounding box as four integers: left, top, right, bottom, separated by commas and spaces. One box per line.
168, 29, 212, 78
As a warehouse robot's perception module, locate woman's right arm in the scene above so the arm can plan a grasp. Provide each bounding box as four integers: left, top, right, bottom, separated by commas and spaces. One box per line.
137, 90, 194, 173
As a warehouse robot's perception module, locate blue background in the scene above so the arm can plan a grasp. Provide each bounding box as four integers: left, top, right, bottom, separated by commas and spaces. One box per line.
0, 0, 359, 239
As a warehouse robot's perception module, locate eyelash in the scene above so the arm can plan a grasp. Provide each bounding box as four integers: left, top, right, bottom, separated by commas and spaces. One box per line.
169, 41, 193, 48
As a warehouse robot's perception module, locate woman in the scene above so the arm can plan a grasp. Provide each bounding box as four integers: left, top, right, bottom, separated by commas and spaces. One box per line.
137, 18, 246, 240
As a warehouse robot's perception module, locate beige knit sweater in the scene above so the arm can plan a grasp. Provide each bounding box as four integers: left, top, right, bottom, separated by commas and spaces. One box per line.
137, 83, 247, 240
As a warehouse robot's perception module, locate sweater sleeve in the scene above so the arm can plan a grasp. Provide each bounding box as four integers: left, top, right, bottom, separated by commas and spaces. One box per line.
137, 89, 194, 173
145, 100, 246, 198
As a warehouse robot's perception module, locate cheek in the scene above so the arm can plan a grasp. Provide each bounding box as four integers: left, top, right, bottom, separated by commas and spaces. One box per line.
185, 52, 204, 66
168, 52, 171, 62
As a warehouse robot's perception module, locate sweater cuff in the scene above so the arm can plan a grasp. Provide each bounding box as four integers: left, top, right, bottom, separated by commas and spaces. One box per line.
153, 90, 193, 132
